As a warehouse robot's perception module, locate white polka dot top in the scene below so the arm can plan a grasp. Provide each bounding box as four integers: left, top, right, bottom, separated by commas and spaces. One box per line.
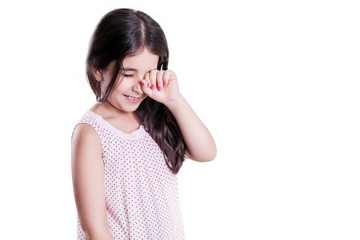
75, 111, 184, 239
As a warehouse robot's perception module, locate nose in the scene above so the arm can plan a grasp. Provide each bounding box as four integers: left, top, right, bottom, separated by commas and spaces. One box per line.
132, 79, 144, 95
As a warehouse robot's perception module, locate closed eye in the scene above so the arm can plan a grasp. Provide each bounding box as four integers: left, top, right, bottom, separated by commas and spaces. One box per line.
124, 74, 134, 78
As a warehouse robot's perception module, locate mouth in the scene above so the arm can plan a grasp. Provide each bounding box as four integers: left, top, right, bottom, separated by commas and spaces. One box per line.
124, 95, 143, 103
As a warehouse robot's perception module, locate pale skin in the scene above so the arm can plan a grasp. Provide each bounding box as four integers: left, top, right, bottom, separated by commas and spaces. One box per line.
72, 48, 217, 239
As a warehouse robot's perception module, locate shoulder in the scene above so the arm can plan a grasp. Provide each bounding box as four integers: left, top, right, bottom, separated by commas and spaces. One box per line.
72, 124, 99, 142
72, 124, 102, 158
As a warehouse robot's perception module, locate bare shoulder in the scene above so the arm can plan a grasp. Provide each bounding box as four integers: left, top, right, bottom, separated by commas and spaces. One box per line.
72, 123, 100, 143
71, 124, 102, 164
72, 124, 99, 142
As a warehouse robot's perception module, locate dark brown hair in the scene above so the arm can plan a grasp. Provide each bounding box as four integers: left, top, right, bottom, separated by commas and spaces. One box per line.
86, 8, 186, 173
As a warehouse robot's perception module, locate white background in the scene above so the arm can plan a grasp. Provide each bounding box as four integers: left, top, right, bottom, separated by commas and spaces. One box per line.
0, 0, 359, 239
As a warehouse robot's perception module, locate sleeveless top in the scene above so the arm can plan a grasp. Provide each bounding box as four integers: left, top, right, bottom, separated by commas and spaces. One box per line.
74, 111, 184, 239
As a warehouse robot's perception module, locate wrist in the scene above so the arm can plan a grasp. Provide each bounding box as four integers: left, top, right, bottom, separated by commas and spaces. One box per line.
164, 94, 185, 111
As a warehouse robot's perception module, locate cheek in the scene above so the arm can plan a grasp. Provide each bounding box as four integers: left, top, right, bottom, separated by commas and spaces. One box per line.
111, 79, 127, 94
109, 87, 125, 99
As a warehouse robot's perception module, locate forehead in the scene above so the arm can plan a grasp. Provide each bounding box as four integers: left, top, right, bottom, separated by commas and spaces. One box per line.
123, 48, 159, 71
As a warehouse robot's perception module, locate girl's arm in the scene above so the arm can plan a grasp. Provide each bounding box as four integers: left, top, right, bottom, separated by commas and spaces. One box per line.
71, 124, 114, 240
142, 70, 217, 162
165, 94, 217, 162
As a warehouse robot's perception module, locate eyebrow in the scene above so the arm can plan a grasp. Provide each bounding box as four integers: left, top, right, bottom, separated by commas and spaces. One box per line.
122, 68, 158, 72
122, 68, 138, 72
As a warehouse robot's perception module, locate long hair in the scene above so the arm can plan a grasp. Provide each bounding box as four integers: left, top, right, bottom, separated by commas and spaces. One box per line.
86, 8, 186, 174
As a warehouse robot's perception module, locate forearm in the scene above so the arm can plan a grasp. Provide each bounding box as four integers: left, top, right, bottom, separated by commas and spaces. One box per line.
166, 95, 217, 162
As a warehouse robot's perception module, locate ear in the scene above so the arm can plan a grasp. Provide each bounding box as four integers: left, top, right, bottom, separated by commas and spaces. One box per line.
93, 70, 103, 82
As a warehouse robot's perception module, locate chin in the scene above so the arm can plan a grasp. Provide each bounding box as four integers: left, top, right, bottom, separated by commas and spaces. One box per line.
122, 101, 144, 113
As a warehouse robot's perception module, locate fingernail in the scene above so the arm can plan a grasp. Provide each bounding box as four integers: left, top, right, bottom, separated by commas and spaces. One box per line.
158, 86, 162, 91
150, 84, 155, 89
141, 81, 145, 86
147, 82, 150, 87
163, 82, 166, 86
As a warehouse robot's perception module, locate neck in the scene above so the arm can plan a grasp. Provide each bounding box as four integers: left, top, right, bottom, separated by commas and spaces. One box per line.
91, 101, 135, 120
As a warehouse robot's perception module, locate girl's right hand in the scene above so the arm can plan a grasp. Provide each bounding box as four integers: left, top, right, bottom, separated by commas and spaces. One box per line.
141, 70, 181, 108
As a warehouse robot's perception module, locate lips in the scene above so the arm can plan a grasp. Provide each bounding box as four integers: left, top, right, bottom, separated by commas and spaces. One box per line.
124, 95, 142, 103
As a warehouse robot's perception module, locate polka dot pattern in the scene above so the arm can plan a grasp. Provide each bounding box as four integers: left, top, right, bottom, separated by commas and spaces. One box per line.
75, 111, 184, 239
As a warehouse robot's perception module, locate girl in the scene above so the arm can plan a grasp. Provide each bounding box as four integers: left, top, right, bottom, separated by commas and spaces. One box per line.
71, 8, 216, 240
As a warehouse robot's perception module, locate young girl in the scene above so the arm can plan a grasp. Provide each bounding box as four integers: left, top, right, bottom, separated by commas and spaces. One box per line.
71, 8, 216, 240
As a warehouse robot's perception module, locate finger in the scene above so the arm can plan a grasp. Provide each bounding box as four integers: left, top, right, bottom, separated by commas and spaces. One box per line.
141, 77, 152, 96
156, 70, 164, 91
163, 70, 175, 86
141, 83, 153, 97
140, 73, 149, 93
149, 70, 158, 90
144, 72, 151, 88
140, 79, 147, 88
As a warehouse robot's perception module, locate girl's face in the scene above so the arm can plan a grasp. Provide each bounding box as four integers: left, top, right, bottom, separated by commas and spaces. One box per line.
100, 48, 159, 113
